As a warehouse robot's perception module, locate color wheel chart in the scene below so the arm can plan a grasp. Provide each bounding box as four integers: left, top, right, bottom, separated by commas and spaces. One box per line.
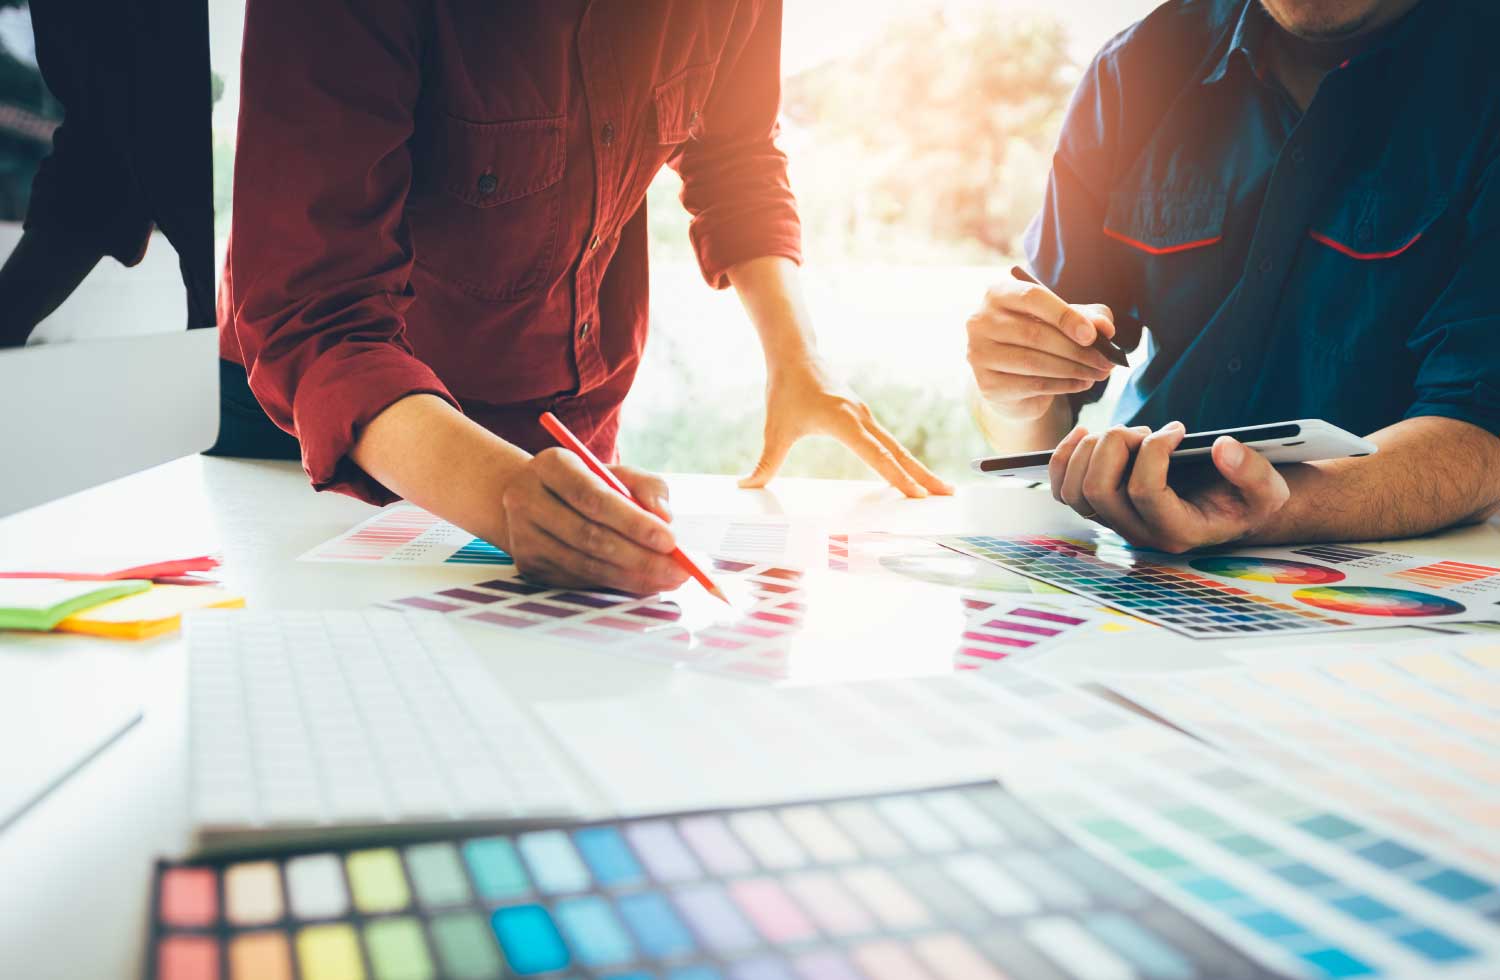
379, 561, 1100, 684
940, 533, 1500, 639
300, 505, 513, 566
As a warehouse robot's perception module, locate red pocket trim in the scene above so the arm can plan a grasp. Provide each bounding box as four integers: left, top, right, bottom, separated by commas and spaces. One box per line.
1102, 227, 1223, 255
1307, 229, 1423, 260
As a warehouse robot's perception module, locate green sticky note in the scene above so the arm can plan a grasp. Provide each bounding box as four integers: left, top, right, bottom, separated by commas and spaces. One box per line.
364, 917, 435, 980
0, 579, 151, 631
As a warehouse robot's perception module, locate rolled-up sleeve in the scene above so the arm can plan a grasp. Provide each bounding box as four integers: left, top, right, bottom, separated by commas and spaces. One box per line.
670, 0, 802, 289
1404, 157, 1500, 437
222, 0, 457, 504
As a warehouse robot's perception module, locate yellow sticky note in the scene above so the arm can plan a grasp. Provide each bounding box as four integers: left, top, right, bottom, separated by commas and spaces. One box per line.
55, 585, 244, 640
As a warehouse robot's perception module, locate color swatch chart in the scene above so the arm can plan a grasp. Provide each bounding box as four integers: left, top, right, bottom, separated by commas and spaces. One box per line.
147, 782, 1271, 980
538, 664, 1500, 977
981, 672, 1500, 978
940, 533, 1500, 638
1109, 641, 1500, 875
379, 562, 1098, 684
301, 505, 513, 567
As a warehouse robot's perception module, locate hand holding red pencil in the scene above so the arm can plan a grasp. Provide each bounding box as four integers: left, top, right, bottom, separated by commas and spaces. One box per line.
494, 415, 692, 596
538, 413, 729, 602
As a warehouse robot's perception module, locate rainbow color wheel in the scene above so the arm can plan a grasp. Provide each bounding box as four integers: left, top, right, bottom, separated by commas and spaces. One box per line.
1292, 586, 1465, 618
1190, 556, 1345, 585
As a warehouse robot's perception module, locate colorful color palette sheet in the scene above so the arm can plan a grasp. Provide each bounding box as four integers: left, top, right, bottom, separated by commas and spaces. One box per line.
302, 508, 820, 570
147, 781, 1269, 980
379, 561, 1099, 684
1108, 640, 1500, 876
300, 505, 514, 566
828, 531, 1066, 594
940, 532, 1500, 638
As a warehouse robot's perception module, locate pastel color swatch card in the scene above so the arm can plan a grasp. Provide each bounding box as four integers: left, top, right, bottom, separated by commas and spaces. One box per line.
1108, 640, 1500, 874
377, 560, 1100, 684
941, 532, 1500, 638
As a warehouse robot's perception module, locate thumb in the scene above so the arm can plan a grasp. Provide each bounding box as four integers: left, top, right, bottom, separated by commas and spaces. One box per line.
1078, 302, 1117, 340
1212, 437, 1290, 513
739, 434, 792, 489
611, 465, 673, 521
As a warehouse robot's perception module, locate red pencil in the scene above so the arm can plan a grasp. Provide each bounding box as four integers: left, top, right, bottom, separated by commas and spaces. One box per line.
539, 412, 730, 604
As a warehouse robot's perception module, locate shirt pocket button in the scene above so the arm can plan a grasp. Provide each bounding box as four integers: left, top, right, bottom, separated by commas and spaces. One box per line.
477, 173, 498, 196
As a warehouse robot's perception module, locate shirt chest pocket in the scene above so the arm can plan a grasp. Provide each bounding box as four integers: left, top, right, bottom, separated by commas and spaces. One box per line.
1293, 189, 1455, 370
408, 114, 567, 301
1103, 188, 1228, 333
653, 62, 716, 146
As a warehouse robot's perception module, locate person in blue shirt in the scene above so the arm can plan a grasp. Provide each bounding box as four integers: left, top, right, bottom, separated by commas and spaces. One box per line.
967, 0, 1500, 551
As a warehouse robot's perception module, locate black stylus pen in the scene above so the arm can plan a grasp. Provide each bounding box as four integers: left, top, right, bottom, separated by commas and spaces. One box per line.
1010, 265, 1131, 368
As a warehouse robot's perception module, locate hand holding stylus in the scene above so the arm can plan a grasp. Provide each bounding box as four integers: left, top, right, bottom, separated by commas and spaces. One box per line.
966, 267, 1123, 423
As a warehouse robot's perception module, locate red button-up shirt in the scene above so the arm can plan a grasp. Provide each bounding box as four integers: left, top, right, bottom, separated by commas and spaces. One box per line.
220, 0, 801, 503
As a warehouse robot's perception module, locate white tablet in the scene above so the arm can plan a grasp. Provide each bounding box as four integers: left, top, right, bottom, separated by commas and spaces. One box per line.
972, 419, 1378, 481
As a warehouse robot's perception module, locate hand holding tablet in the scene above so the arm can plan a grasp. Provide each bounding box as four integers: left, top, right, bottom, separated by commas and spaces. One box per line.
972, 419, 1376, 481
977, 419, 1379, 554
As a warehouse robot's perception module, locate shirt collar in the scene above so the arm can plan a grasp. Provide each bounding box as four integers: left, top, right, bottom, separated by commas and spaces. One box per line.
1202, 1, 1273, 87
1202, 0, 1447, 87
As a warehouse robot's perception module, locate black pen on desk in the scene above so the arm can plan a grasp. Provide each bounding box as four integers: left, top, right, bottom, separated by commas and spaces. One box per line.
1010, 265, 1130, 368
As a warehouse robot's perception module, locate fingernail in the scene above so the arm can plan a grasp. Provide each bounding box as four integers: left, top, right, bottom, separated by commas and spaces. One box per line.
1221, 440, 1244, 467
655, 496, 673, 520
1168, 420, 1185, 431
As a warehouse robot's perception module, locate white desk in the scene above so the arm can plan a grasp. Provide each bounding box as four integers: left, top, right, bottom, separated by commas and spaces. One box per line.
2, 456, 1496, 979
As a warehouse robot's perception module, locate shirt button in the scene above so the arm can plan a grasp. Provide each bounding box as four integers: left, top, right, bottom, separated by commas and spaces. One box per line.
601, 122, 616, 146
477, 173, 498, 196
579, 321, 591, 339
1227, 355, 1242, 373
1290, 147, 1305, 164
1259, 257, 1274, 274
589, 235, 601, 251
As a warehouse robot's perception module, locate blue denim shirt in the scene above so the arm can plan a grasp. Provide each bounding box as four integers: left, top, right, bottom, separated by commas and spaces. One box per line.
1026, 0, 1500, 438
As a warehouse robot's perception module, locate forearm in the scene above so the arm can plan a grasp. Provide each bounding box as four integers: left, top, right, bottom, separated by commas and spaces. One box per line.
1245, 416, 1500, 545
350, 393, 531, 545
0, 226, 104, 347
726, 255, 818, 375
973, 389, 1075, 453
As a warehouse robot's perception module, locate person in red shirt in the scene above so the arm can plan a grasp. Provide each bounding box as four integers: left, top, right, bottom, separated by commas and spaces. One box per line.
217, 0, 951, 594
